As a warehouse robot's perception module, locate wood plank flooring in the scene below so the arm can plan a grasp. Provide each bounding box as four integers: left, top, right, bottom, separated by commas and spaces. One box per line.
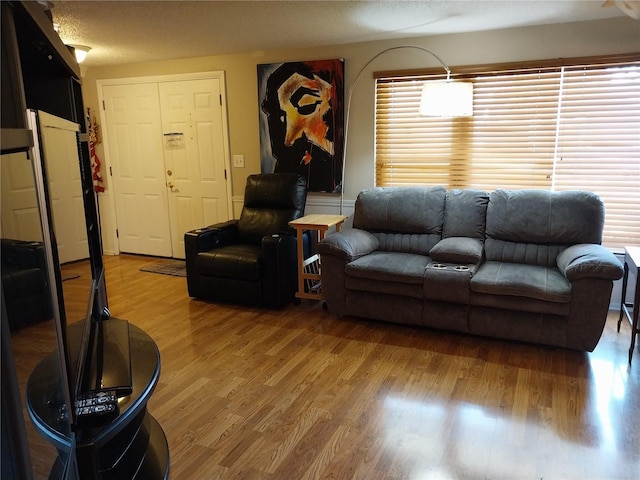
9, 254, 640, 479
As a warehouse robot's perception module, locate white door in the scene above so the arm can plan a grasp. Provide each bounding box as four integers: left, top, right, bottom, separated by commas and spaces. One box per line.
158, 78, 229, 258
0, 151, 43, 242
102, 83, 173, 257
38, 111, 89, 264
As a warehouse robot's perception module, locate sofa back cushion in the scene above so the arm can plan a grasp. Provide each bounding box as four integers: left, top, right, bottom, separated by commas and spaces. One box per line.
443, 189, 490, 239
353, 186, 446, 254
485, 189, 605, 266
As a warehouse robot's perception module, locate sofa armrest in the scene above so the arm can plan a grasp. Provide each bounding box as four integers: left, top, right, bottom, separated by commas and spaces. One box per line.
430, 237, 484, 264
556, 243, 623, 281
316, 228, 379, 262
184, 220, 238, 256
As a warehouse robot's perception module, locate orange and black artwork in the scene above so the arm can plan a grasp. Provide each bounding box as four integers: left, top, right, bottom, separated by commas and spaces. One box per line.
258, 59, 344, 193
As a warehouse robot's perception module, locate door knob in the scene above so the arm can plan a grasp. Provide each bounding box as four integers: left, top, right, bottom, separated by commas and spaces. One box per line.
167, 181, 175, 191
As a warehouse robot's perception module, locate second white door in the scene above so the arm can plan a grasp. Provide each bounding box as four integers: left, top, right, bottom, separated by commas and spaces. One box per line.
159, 78, 230, 258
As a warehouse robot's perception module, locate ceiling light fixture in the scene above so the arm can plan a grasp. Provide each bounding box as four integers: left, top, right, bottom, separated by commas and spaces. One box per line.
339, 45, 473, 214
68, 44, 91, 64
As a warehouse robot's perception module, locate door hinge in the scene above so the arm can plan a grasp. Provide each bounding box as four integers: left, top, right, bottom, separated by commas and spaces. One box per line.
219, 94, 222, 106
109, 166, 113, 176
224, 169, 227, 180
115, 229, 119, 238
102, 100, 106, 110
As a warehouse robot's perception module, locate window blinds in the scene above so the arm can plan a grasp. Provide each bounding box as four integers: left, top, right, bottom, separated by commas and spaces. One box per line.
375, 55, 640, 248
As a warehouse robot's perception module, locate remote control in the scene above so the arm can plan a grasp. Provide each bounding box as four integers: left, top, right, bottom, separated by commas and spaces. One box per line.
76, 403, 116, 416
74, 391, 119, 424
75, 391, 117, 408
74, 401, 118, 425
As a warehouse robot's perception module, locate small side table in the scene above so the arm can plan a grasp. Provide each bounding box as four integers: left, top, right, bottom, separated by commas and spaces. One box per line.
617, 246, 640, 364
289, 214, 348, 300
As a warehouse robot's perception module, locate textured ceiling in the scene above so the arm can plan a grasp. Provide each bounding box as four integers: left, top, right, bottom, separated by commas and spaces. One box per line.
49, 0, 630, 68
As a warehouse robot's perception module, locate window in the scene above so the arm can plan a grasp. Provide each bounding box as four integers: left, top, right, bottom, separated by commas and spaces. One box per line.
375, 55, 640, 248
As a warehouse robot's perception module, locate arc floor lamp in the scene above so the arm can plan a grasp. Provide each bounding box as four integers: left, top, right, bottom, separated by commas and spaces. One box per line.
339, 45, 473, 214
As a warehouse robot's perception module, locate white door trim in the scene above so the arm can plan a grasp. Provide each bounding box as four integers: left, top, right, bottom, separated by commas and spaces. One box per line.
97, 71, 233, 255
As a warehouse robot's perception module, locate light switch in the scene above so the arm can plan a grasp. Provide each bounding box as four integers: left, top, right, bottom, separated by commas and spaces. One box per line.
233, 154, 245, 168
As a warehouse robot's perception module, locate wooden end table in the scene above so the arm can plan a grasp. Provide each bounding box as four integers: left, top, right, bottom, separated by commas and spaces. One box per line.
289, 214, 348, 300
617, 246, 640, 364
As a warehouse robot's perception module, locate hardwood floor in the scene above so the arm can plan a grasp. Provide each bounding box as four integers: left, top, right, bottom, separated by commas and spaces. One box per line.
10, 254, 640, 479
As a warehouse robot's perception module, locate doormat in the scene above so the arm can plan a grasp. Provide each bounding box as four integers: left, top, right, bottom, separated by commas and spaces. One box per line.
140, 260, 186, 277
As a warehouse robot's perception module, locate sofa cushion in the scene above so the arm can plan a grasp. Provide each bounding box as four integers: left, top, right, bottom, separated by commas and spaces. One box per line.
429, 237, 483, 264
443, 189, 489, 239
486, 189, 604, 245
484, 239, 565, 268
345, 251, 429, 284
471, 261, 571, 303
374, 232, 440, 255
485, 189, 605, 267
353, 186, 446, 234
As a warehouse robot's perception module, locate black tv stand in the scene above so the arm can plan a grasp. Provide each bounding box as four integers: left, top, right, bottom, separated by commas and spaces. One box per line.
27, 321, 169, 479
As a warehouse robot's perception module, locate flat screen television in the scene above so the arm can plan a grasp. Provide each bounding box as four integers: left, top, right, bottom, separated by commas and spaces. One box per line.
72, 270, 132, 401
27, 109, 132, 430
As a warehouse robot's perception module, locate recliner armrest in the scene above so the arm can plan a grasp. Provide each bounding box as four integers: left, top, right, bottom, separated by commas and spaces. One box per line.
261, 230, 296, 248
184, 220, 239, 255
261, 231, 300, 307
556, 243, 623, 281
316, 228, 379, 262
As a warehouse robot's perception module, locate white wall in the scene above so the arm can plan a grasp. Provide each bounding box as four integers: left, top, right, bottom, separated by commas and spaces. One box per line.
82, 16, 639, 210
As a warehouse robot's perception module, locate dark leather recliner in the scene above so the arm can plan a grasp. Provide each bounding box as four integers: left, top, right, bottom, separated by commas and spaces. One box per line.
185, 173, 308, 308
1, 238, 52, 330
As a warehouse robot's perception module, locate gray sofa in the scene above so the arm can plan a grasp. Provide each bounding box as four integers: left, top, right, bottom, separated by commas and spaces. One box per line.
316, 186, 624, 351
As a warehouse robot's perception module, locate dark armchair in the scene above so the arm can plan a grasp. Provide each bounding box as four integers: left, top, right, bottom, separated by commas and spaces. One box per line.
185, 173, 308, 307
1, 238, 52, 330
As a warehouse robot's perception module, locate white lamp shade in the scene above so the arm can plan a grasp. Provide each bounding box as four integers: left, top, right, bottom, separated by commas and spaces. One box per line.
419, 81, 473, 117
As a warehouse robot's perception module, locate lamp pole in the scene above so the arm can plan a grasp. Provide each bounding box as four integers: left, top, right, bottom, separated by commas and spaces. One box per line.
339, 45, 453, 215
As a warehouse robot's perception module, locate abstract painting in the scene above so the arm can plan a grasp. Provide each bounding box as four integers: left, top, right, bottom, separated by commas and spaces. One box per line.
258, 58, 344, 193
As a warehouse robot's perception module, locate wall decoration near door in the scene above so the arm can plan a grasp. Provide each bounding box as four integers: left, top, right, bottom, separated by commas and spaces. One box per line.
258, 58, 344, 193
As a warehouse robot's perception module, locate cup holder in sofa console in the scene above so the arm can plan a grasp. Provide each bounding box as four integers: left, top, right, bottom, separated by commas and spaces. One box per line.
427, 262, 471, 272
424, 261, 476, 304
